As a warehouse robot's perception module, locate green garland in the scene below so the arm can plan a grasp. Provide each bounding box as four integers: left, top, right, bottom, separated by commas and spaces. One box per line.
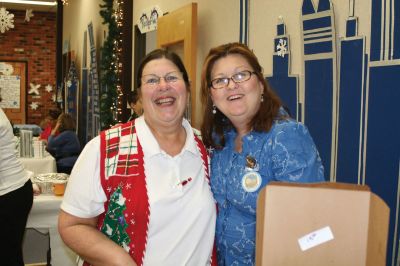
99, 0, 120, 129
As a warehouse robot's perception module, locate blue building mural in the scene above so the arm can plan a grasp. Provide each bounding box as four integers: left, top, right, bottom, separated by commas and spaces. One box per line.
336, 15, 367, 185
268, 0, 400, 264
239, 0, 249, 45
363, 0, 400, 264
267, 18, 300, 121
87, 22, 100, 141
66, 61, 78, 125
301, 0, 338, 181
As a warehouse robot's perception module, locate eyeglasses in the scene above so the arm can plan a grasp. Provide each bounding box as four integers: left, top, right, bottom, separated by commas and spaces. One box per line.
210, 70, 256, 89
141, 71, 183, 87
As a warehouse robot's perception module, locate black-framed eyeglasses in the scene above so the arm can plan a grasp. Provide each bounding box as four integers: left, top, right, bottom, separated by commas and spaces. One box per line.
210, 70, 256, 89
141, 71, 183, 87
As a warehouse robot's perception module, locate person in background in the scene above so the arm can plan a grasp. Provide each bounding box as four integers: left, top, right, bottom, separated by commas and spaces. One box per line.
39, 108, 62, 143
127, 89, 143, 121
0, 97, 33, 265
47, 113, 80, 174
200, 42, 325, 265
58, 49, 217, 266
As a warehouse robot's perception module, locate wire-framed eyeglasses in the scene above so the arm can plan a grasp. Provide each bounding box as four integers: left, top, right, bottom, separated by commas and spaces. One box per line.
141, 71, 183, 87
210, 70, 256, 89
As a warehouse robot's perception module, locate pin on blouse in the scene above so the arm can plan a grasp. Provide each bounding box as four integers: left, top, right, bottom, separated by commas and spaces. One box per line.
242, 155, 262, 192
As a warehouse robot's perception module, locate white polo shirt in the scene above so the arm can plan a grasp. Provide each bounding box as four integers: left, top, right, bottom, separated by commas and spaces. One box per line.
61, 116, 216, 265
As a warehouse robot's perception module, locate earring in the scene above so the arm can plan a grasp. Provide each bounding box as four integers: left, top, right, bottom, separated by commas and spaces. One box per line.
261, 93, 264, 102
212, 104, 217, 114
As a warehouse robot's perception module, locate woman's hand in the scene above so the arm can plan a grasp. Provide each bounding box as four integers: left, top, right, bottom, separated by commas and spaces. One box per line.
51, 121, 61, 135
32, 183, 41, 196
58, 211, 137, 266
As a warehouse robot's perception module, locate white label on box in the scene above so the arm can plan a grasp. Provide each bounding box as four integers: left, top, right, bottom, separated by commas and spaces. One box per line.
298, 226, 334, 251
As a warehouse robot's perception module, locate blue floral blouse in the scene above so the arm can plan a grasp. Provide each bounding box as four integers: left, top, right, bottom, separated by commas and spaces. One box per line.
210, 118, 325, 265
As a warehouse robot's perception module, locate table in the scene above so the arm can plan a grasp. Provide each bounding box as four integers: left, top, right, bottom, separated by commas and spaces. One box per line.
26, 195, 77, 266
20, 154, 57, 175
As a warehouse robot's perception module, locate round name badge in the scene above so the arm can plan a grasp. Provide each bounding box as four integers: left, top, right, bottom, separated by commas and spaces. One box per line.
241, 171, 262, 192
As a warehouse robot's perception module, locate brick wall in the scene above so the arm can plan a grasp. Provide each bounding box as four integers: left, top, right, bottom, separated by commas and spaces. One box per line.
0, 9, 57, 125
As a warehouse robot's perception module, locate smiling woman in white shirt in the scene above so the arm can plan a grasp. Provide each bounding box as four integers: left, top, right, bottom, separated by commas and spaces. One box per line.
58, 49, 217, 266
0, 97, 33, 265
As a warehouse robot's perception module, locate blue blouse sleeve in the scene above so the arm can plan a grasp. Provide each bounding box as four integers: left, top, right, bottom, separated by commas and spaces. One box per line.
47, 131, 68, 150
269, 121, 325, 183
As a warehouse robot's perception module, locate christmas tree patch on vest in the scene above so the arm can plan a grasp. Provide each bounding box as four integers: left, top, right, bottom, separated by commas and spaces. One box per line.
100, 186, 131, 252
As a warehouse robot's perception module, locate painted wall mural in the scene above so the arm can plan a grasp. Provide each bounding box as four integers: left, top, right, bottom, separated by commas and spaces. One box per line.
239, 0, 249, 45
263, 0, 400, 264
65, 61, 78, 126
87, 22, 100, 140
266, 17, 300, 121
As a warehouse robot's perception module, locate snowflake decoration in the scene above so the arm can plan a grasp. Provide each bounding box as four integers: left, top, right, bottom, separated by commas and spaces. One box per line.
66, 80, 72, 87
276, 38, 287, 58
125, 183, 132, 189
30, 102, 39, 110
0, 62, 13, 75
28, 83, 40, 95
0, 8, 14, 34
45, 84, 53, 93
25, 9, 34, 22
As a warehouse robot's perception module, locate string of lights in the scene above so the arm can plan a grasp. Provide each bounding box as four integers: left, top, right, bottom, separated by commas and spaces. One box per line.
114, 0, 124, 122
99, 0, 124, 129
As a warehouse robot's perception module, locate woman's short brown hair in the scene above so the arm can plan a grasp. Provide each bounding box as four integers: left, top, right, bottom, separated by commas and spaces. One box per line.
57, 113, 76, 132
200, 42, 283, 148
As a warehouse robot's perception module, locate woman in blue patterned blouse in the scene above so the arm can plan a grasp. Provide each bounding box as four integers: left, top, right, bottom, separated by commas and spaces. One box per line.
200, 42, 325, 265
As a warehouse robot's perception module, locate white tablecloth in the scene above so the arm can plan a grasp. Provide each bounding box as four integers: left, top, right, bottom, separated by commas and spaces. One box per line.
20, 154, 57, 175
27, 195, 77, 266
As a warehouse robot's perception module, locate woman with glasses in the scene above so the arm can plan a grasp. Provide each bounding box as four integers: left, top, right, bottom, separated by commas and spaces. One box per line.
59, 49, 217, 266
200, 42, 325, 265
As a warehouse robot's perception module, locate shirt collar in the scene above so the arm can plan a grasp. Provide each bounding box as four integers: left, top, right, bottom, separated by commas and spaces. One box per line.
135, 116, 198, 158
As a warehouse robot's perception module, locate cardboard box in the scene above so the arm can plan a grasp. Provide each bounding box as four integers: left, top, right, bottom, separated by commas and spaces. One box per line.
256, 182, 389, 266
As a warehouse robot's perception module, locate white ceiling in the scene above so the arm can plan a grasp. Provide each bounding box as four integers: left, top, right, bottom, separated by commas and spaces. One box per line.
0, 1, 58, 13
